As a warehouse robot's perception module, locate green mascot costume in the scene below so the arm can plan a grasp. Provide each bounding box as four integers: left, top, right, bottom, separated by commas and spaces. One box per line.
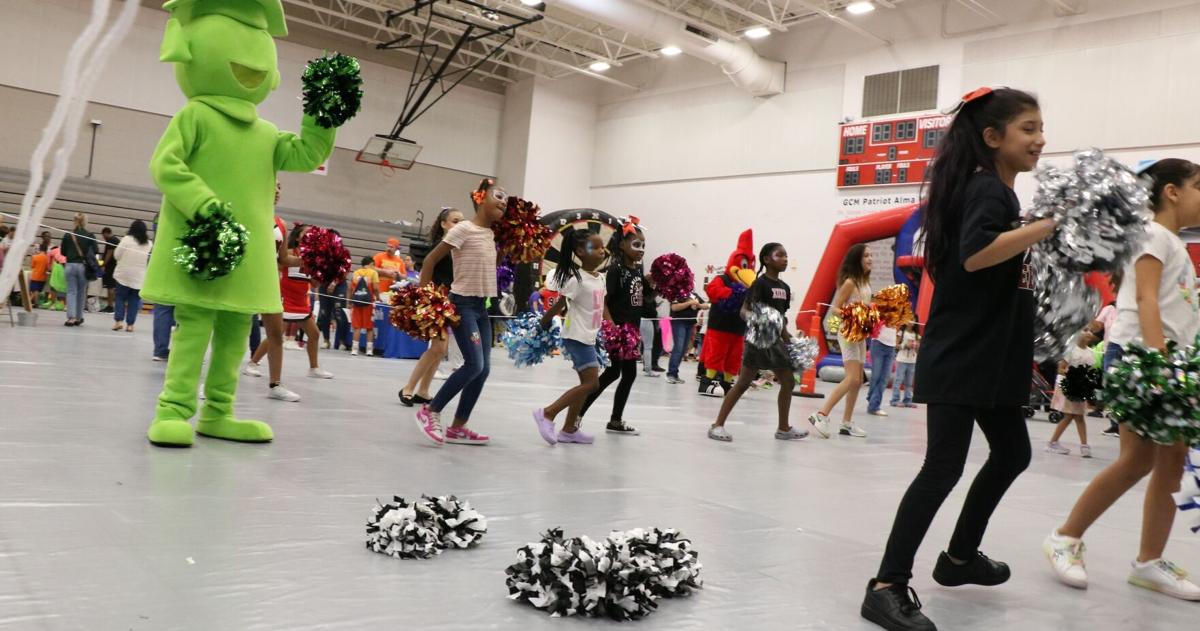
141, 0, 357, 447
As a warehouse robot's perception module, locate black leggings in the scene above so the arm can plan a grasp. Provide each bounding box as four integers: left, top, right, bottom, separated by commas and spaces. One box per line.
876, 404, 1031, 584
580, 359, 639, 422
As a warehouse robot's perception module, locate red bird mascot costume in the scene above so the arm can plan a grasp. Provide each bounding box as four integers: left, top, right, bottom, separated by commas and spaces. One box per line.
699, 229, 756, 397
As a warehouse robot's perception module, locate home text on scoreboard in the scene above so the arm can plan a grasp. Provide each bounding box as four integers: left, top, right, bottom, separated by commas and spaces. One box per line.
837, 113, 951, 188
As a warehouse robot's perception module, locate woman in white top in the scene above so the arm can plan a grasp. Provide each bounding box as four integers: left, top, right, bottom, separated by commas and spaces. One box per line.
1046, 158, 1200, 600
810, 244, 873, 438
112, 220, 153, 332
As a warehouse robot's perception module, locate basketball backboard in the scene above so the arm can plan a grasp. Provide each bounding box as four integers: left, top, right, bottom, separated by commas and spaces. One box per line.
356, 135, 422, 170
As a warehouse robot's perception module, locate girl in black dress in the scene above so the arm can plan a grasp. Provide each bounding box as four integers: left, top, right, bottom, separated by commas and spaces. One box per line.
860, 87, 1056, 631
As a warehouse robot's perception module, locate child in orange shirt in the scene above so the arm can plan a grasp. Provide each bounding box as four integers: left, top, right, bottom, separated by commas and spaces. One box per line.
348, 257, 379, 356
29, 244, 50, 306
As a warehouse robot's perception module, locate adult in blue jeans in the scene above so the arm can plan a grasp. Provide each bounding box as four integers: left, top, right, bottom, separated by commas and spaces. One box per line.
866, 325, 898, 415
667, 292, 707, 384
152, 303, 175, 360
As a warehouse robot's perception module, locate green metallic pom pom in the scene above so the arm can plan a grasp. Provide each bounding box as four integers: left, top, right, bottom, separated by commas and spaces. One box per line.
302, 52, 363, 129
1102, 339, 1200, 445
172, 201, 249, 281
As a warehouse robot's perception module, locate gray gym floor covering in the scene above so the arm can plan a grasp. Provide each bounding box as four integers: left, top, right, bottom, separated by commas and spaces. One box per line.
1, 314, 1196, 629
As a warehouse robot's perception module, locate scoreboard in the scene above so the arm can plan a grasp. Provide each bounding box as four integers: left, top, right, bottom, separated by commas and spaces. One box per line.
837, 113, 951, 188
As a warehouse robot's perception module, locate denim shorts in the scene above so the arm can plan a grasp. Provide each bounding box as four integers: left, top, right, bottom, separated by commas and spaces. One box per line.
563, 338, 600, 372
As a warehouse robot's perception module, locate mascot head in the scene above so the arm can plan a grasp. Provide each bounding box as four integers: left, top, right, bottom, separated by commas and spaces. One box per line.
159, 0, 286, 105
726, 229, 756, 287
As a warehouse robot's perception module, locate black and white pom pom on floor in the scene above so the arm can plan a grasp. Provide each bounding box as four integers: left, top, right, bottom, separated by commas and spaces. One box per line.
1, 316, 1198, 629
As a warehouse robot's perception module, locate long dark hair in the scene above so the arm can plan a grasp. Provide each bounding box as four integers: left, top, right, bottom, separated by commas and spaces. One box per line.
553, 226, 586, 288
287, 223, 306, 249
757, 242, 783, 276
430, 207, 457, 244
838, 243, 870, 286
607, 225, 642, 266
921, 88, 1040, 280
127, 219, 149, 245
1143, 158, 1200, 212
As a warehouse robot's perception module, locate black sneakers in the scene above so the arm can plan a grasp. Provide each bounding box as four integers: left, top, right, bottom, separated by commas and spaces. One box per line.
698, 376, 722, 397
931, 551, 1011, 587
861, 580, 936, 631
606, 420, 640, 435
1102, 423, 1120, 437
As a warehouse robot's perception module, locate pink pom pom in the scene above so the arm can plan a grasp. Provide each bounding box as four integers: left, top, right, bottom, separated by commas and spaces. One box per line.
650, 253, 695, 303
600, 320, 642, 361
299, 226, 352, 285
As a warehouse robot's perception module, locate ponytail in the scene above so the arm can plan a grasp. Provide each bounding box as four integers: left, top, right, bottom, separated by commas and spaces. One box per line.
1142, 158, 1200, 212
553, 226, 584, 288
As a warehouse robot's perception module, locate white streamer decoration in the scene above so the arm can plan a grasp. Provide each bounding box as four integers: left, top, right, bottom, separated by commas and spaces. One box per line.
0, 0, 140, 304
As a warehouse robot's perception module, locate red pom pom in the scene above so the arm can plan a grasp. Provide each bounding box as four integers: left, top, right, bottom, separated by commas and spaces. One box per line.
493, 197, 553, 264
600, 320, 641, 361
650, 253, 695, 302
299, 226, 352, 285
390, 284, 460, 341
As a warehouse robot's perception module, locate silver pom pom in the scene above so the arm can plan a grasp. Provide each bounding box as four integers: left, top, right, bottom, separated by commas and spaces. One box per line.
788, 336, 819, 372
744, 304, 785, 349
1031, 250, 1101, 362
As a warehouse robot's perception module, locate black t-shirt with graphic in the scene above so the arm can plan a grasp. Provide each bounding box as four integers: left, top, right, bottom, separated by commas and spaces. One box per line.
914, 171, 1034, 407
748, 275, 791, 317
606, 263, 646, 325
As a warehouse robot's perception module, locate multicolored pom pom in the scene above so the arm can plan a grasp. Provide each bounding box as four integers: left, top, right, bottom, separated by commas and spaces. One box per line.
500, 312, 562, 368
494, 197, 554, 264
838, 301, 879, 343
649, 253, 695, 302
301, 53, 363, 129
389, 284, 460, 341
744, 303, 785, 348
172, 201, 248, 280
298, 226, 352, 285
366, 495, 488, 560
505, 527, 701, 620
600, 320, 641, 361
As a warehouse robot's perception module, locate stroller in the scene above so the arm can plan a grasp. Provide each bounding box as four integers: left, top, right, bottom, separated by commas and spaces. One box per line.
1024, 360, 1064, 423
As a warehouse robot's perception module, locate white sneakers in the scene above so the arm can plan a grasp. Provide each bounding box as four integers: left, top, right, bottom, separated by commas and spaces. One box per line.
1129, 559, 1200, 601
808, 412, 832, 439
242, 361, 262, 378
268, 385, 301, 402
1046, 442, 1070, 455
308, 367, 334, 379
283, 340, 302, 351
1044, 529, 1200, 601
1043, 530, 1088, 588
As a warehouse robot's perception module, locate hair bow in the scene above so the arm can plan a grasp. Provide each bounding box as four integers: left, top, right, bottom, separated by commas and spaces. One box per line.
621, 215, 641, 235
471, 179, 496, 205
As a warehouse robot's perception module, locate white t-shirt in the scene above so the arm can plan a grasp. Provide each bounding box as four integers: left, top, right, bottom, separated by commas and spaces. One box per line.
113, 235, 153, 290
875, 325, 897, 347
1063, 344, 1094, 368
1109, 222, 1200, 347
549, 270, 606, 344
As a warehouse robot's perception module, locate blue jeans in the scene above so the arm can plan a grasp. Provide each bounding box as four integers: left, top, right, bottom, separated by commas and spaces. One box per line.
667, 319, 692, 378
866, 339, 896, 412
153, 303, 175, 358
891, 361, 915, 405
65, 262, 87, 320
431, 295, 492, 421
113, 283, 142, 326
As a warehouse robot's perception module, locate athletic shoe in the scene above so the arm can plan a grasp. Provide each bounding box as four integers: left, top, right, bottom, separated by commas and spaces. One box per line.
152, 355, 168, 362
1046, 441, 1070, 455
606, 420, 640, 436
445, 426, 490, 445
322, 340, 331, 349
350, 348, 358, 356
1128, 558, 1200, 601
533, 408, 557, 445
868, 409, 889, 417
414, 405, 444, 445
1042, 530, 1088, 589
809, 412, 832, 439
904, 403, 919, 408
112, 322, 124, 331
433, 370, 450, 381
707, 425, 733, 442
283, 340, 302, 351
719, 380, 732, 396
666, 376, 685, 385
308, 367, 334, 379
1102, 424, 1120, 437
268, 385, 301, 402
860, 580, 937, 631
1080, 444, 1092, 458
643, 370, 661, 378
652, 365, 666, 372
775, 426, 809, 440
242, 362, 263, 378
890, 402, 900, 407
1087, 410, 1104, 418
699, 378, 723, 397
558, 428, 594, 444
932, 551, 1010, 587
840, 423, 868, 438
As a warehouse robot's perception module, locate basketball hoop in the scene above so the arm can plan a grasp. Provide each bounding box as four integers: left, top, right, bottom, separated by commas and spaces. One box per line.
356, 135, 421, 171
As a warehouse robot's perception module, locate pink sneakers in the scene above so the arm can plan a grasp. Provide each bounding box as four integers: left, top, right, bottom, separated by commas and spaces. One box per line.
414, 405, 444, 446
533, 409, 557, 445
557, 428, 594, 444
445, 426, 490, 445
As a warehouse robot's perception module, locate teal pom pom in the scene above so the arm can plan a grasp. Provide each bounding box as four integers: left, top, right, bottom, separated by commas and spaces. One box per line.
302, 53, 363, 129
172, 202, 248, 280
501, 312, 562, 368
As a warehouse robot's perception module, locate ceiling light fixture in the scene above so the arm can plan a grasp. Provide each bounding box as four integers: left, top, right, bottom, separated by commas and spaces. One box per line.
846, 1, 876, 15
589, 61, 611, 72
519, 0, 543, 5
744, 26, 771, 39
660, 45, 682, 57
